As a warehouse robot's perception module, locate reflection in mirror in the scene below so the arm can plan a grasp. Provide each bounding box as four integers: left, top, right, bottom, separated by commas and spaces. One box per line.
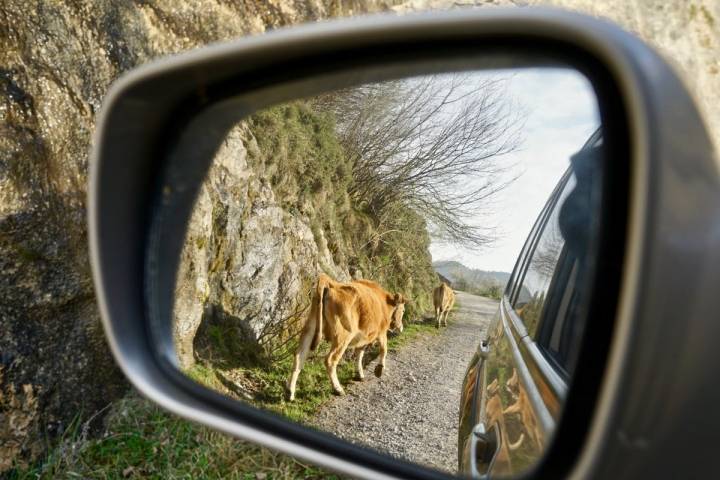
171, 65, 601, 477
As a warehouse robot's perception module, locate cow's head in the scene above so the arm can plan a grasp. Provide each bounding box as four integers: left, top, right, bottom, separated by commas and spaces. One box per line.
390, 293, 407, 332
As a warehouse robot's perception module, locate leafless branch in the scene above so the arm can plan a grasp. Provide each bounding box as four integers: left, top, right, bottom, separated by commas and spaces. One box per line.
317, 73, 524, 248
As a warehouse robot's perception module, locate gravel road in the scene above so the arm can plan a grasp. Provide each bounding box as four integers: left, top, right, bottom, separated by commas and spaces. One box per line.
311, 291, 498, 474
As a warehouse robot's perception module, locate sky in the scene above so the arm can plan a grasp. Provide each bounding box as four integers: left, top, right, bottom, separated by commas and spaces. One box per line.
428, 68, 600, 273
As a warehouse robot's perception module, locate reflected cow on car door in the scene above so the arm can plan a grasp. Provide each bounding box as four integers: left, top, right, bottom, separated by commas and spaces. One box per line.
459, 131, 603, 477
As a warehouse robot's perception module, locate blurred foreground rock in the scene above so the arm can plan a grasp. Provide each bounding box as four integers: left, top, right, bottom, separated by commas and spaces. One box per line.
0, 0, 397, 470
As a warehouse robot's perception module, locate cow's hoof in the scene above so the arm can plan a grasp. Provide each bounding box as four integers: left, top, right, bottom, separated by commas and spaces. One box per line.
374, 364, 384, 377
354, 374, 365, 382
332, 388, 345, 396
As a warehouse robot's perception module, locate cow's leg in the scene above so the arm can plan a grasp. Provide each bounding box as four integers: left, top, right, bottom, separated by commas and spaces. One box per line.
354, 348, 366, 381
374, 333, 388, 378
287, 323, 314, 401
325, 333, 353, 395
443, 308, 450, 327
435, 307, 441, 328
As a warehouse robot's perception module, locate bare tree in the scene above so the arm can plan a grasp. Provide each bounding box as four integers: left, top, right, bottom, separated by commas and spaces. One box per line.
317, 73, 523, 248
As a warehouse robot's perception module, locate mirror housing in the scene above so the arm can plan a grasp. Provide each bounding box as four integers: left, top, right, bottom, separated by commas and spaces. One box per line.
89, 8, 720, 479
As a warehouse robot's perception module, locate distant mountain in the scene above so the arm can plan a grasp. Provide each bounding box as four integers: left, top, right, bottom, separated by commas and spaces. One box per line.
436, 272, 453, 286
433, 260, 511, 290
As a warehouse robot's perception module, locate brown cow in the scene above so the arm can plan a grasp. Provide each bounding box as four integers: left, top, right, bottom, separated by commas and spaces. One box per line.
433, 283, 455, 328
483, 378, 525, 475
287, 274, 407, 401
504, 368, 543, 450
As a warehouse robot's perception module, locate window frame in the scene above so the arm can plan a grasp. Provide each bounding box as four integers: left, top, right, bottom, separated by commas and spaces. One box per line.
504, 164, 586, 393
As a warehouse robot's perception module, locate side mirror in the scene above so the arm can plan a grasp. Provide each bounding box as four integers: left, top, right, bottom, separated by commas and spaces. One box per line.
89, 8, 720, 480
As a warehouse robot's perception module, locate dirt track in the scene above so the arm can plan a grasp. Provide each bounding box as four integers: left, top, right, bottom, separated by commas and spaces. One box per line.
311, 291, 498, 474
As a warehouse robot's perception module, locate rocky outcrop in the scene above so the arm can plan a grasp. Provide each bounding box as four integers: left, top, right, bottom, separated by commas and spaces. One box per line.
0, 0, 399, 470
173, 124, 351, 368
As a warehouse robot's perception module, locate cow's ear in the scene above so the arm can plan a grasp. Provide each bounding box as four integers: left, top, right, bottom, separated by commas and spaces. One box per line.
392, 293, 406, 305
387, 293, 399, 306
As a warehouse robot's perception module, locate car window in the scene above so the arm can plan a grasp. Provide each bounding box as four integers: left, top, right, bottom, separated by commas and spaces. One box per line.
513, 175, 576, 337
535, 248, 583, 376
505, 187, 555, 299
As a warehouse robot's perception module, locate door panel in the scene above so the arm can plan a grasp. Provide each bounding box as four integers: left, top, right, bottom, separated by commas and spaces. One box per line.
519, 338, 564, 419
471, 302, 545, 476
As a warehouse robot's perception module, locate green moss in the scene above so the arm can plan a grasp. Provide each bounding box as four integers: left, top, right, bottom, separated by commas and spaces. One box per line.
689, 4, 716, 26
247, 101, 352, 208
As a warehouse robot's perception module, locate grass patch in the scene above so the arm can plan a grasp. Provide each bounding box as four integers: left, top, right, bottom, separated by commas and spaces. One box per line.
452, 296, 461, 310
12, 317, 435, 479
9, 395, 342, 480
188, 317, 439, 424
244, 343, 357, 423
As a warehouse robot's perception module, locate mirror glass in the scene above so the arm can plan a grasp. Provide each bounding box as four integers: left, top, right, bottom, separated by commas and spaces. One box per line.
170, 64, 602, 477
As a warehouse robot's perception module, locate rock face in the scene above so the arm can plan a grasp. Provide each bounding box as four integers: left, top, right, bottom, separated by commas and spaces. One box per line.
0, 0, 398, 470
173, 124, 351, 368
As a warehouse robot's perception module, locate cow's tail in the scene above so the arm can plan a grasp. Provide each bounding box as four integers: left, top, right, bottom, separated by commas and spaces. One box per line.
310, 275, 330, 351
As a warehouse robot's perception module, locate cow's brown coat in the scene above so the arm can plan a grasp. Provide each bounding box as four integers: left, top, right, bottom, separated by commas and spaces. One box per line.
287, 274, 406, 400
433, 283, 455, 328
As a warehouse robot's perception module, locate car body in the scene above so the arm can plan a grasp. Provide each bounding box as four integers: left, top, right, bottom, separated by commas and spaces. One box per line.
458, 129, 603, 477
